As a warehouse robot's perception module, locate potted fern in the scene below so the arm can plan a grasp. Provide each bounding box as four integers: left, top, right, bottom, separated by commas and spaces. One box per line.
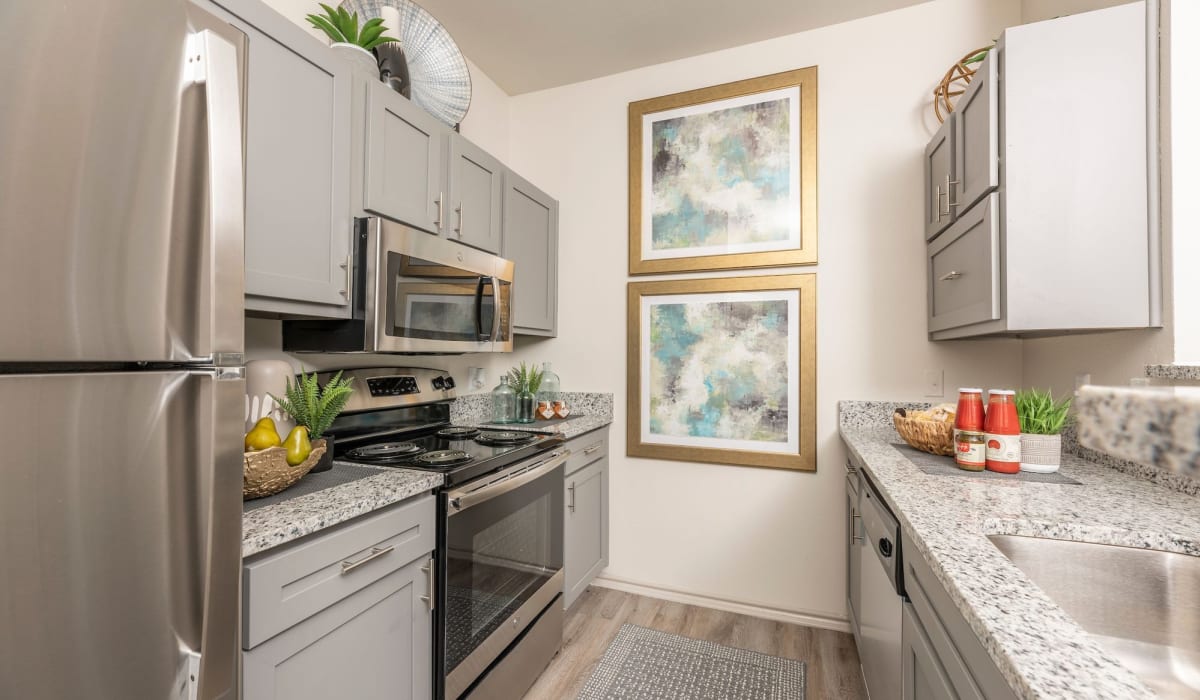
1015, 388, 1072, 474
306, 4, 399, 74
273, 370, 355, 473
508, 362, 544, 424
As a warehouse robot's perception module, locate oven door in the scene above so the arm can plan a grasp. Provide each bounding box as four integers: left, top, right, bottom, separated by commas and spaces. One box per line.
366, 218, 514, 354
441, 450, 567, 699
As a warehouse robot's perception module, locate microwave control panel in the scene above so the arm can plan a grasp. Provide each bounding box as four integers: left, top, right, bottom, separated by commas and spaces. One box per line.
367, 375, 420, 397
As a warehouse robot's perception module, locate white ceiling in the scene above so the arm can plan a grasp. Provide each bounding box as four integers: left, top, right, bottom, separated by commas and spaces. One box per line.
415, 0, 930, 95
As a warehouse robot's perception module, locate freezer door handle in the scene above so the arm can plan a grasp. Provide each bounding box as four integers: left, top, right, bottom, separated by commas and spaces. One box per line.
188, 29, 245, 363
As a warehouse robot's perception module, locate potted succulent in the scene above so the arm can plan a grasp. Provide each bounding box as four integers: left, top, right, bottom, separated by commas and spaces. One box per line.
305, 4, 399, 74
508, 362, 544, 424
273, 370, 355, 473
1014, 388, 1072, 474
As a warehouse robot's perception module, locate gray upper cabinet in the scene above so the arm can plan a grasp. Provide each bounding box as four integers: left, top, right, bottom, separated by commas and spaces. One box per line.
502, 170, 559, 336
923, 114, 955, 240
926, 3, 1158, 339
210, 0, 354, 317
363, 80, 445, 235
953, 53, 998, 213
447, 134, 504, 254
563, 428, 609, 610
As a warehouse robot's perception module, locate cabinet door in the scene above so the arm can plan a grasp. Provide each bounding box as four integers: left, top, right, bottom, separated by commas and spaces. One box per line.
219, 0, 353, 314
924, 114, 956, 240
927, 193, 1001, 333
447, 134, 503, 254
954, 53, 999, 213
902, 603, 957, 700
846, 472, 862, 644
564, 458, 608, 609
364, 81, 445, 235
243, 556, 433, 700
502, 171, 558, 336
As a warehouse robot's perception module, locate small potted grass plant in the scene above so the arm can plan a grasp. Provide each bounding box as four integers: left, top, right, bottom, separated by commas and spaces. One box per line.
306, 4, 399, 73
1015, 388, 1072, 474
273, 370, 355, 473
508, 362, 544, 424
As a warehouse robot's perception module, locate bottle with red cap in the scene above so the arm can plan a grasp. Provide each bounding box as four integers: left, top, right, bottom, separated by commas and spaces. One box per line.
984, 390, 1021, 473
953, 388, 986, 471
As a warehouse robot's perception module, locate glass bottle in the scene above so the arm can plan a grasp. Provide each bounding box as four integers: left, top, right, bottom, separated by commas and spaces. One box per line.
538, 362, 561, 404
516, 386, 536, 424
490, 376, 516, 424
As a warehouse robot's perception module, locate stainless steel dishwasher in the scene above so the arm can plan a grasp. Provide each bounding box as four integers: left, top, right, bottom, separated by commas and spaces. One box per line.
856, 469, 904, 700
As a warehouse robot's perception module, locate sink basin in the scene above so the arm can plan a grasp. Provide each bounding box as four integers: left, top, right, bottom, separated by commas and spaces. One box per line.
988, 535, 1200, 699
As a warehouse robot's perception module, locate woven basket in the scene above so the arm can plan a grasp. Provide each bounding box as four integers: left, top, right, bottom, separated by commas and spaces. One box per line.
893, 411, 955, 457
243, 439, 327, 500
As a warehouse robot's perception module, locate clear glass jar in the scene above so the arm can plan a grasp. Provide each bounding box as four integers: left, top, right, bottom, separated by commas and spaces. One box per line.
538, 361, 561, 404
490, 376, 516, 424
516, 388, 536, 424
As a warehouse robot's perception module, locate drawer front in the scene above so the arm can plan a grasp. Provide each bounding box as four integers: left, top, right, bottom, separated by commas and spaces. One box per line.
902, 533, 1016, 700
927, 193, 1001, 333
244, 494, 436, 649
564, 428, 609, 476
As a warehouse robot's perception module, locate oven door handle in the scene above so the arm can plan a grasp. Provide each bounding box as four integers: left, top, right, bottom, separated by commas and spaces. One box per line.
447, 450, 570, 513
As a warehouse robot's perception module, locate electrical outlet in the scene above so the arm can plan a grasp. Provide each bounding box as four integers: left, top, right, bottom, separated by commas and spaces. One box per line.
923, 369, 944, 398
467, 367, 487, 391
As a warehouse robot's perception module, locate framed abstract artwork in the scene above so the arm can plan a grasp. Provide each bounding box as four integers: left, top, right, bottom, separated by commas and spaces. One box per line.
626, 274, 816, 471
628, 67, 818, 275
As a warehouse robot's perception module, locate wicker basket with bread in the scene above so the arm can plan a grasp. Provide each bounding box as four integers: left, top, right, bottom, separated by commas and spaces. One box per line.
893, 404, 956, 456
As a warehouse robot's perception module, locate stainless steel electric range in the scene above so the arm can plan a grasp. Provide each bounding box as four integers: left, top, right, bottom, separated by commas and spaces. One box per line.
321, 367, 567, 700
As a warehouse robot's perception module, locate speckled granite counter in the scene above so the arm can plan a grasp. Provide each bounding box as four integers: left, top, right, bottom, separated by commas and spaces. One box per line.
840, 400, 1200, 700
242, 464, 442, 558
1145, 363, 1200, 381
450, 392, 613, 439
1076, 385, 1200, 478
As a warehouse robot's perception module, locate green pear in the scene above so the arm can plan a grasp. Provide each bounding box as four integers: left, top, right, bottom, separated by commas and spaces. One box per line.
284, 426, 313, 466
245, 417, 282, 451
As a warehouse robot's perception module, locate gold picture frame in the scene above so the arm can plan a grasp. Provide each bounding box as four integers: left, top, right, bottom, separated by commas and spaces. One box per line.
628, 67, 818, 275
627, 274, 816, 471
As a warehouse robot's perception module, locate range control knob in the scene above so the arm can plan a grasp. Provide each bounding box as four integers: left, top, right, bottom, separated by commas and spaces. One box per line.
443, 376, 456, 390
431, 376, 445, 390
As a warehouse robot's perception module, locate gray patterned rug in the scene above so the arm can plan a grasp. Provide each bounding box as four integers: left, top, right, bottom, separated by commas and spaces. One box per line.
578, 624, 806, 699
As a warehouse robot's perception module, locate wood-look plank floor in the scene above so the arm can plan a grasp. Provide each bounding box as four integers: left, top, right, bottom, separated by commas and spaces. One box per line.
523, 587, 867, 699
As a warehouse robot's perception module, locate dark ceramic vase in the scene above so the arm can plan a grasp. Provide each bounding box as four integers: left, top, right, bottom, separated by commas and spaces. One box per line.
310, 436, 335, 473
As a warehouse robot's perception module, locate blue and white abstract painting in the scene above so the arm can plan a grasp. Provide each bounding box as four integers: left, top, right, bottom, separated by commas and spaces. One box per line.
640, 290, 799, 453
641, 86, 801, 261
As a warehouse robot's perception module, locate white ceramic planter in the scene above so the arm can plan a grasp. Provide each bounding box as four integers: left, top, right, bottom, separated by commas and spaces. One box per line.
1020, 433, 1062, 473
331, 42, 379, 76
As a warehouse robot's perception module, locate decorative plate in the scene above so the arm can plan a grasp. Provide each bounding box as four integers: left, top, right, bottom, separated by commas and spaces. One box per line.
339, 0, 472, 127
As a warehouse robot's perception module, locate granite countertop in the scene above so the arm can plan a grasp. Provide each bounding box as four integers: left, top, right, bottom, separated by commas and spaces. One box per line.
839, 401, 1200, 700
460, 413, 613, 439
1076, 385, 1200, 478
451, 391, 614, 440
242, 464, 443, 558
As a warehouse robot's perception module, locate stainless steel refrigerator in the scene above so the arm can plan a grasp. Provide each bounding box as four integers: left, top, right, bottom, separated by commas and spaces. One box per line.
0, 2, 247, 698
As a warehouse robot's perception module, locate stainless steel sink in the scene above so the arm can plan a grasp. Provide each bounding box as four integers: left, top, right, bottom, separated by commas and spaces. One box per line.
988, 535, 1200, 699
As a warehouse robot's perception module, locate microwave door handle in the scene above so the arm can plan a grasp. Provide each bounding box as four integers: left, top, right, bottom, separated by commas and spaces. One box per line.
474, 276, 485, 340
484, 276, 499, 342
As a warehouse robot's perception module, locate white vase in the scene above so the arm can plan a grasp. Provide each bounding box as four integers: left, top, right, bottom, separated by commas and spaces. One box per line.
1019, 433, 1062, 473
245, 360, 296, 437
331, 42, 379, 77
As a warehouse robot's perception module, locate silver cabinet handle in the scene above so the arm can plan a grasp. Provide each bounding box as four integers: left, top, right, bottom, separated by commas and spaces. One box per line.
583, 442, 602, 455
454, 204, 463, 236
340, 254, 352, 299
568, 481, 576, 513
851, 513, 864, 544
945, 174, 960, 210
844, 460, 858, 474
934, 185, 943, 222
420, 559, 435, 610
434, 192, 443, 230
340, 545, 394, 575
939, 271, 963, 281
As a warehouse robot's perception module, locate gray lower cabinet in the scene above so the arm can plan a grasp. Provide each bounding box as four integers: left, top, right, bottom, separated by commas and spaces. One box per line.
902, 603, 956, 700
242, 495, 436, 700
447, 133, 504, 254
208, 0, 355, 318
502, 170, 559, 336
845, 465, 863, 651
563, 428, 609, 609
362, 79, 445, 236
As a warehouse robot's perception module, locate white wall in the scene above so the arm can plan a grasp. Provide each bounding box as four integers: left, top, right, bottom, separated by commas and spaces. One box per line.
499, 0, 1022, 626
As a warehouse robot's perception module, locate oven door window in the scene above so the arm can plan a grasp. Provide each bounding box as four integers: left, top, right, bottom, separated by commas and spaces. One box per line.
445, 465, 563, 678
386, 252, 491, 342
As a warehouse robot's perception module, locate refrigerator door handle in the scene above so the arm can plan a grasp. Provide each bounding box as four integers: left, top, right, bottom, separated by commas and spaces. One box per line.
188, 29, 245, 366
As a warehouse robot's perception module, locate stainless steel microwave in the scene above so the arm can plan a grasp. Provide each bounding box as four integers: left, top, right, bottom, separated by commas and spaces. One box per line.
283, 218, 514, 354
